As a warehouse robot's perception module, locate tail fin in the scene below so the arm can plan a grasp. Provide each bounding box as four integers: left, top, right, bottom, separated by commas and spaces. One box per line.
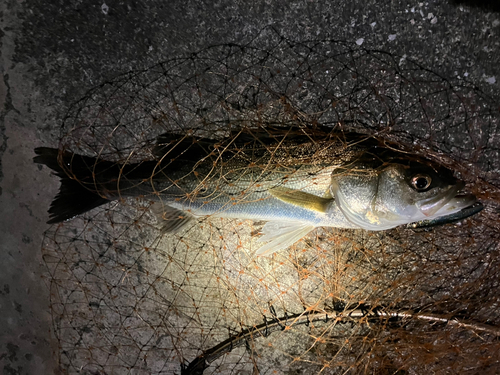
34, 147, 110, 223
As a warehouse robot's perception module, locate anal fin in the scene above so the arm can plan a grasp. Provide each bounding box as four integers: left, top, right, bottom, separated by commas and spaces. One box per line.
256, 221, 315, 256
151, 203, 194, 234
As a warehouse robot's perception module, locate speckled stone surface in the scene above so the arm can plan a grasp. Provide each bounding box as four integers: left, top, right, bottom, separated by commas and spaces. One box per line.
0, 0, 499, 374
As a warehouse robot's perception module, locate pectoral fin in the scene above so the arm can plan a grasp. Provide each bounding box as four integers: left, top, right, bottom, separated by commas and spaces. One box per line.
255, 221, 316, 256
269, 187, 333, 213
151, 203, 194, 234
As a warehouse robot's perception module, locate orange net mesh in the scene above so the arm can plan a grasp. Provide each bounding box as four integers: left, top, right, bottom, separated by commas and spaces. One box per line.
41, 29, 500, 374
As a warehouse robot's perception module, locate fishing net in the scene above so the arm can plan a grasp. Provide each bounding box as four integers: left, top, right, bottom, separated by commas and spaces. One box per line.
40, 28, 500, 374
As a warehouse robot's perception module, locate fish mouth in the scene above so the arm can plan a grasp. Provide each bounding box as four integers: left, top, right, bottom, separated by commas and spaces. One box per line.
412, 180, 482, 228
412, 180, 481, 228
415, 182, 479, 217
407, 200, 483, 229
430, 192, 479, 217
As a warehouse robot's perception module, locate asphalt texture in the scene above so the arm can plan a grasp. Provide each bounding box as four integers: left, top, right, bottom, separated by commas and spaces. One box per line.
1, 1, 499, 374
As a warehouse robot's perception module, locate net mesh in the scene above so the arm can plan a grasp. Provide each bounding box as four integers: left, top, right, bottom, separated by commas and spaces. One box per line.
41, 28, 500, 374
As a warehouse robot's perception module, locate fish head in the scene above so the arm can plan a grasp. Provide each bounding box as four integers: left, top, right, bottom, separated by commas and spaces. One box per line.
330, 161, 478, 230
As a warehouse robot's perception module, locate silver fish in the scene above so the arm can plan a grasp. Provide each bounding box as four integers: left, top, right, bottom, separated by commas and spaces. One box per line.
34, 127, 480, 255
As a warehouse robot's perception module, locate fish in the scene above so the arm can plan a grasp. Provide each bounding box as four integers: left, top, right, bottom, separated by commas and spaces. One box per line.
34, 126, 481, 256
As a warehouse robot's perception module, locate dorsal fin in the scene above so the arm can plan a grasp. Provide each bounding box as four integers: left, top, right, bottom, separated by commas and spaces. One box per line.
153, 133, 214, 161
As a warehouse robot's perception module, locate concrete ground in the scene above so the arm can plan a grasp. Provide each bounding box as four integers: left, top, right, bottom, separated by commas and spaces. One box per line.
1, 0, 499, 374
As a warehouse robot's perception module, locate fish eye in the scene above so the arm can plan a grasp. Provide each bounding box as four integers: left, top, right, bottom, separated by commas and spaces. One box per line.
411, 174, 432, 191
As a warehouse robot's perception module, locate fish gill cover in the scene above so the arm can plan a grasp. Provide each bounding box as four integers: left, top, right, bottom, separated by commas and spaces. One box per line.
40, 28, 500, 374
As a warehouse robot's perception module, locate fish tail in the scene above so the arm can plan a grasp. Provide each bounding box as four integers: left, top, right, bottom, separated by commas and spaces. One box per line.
34, 147, 111, 223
